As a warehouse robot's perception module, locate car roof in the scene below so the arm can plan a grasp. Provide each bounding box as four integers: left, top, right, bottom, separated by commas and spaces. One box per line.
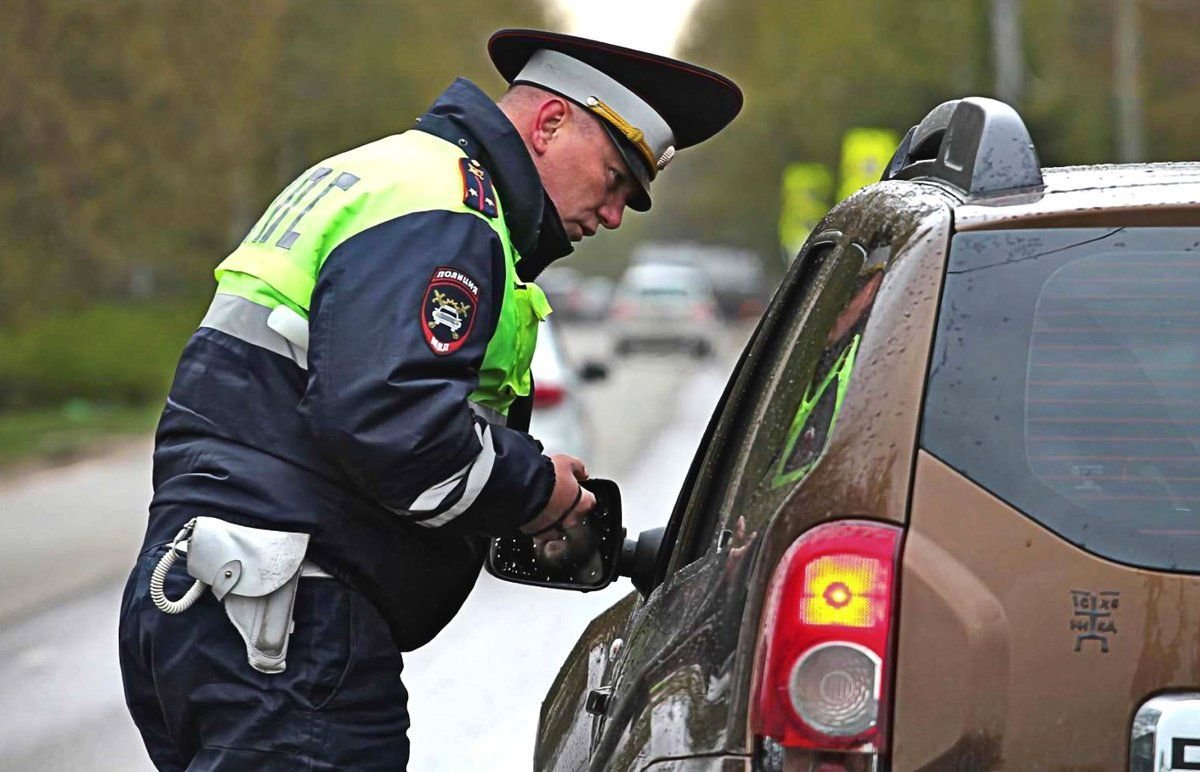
880, 98, 1200, 231
954, 162, 1200, 231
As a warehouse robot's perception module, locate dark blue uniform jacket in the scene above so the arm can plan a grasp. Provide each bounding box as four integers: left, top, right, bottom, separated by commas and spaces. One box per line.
143, 79, 574, 651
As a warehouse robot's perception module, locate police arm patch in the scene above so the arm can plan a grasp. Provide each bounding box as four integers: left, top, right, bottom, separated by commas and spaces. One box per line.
459, 158, 498, 218
421, 266, 482, 356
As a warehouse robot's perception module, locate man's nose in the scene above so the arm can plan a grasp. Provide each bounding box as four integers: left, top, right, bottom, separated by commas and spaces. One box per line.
599, 200, 625, 230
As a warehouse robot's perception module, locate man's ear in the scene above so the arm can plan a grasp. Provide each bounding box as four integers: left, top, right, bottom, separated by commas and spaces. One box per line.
530, 97, 570, 156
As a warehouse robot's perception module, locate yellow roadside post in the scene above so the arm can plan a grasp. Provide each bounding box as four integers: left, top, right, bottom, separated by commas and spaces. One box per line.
778, 162, 833, 265
838, 128, 900, 200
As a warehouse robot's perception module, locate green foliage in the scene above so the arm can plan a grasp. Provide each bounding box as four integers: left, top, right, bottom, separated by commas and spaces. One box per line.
648, 0, 1200, 264
0, 301, 203, 409
3, 0, 1197, 415
0, 0, 547, 327
0, 0, 548, 410
0, 404, 159, 469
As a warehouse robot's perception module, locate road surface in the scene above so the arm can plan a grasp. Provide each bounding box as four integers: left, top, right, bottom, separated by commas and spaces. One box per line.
0, 322, 748, 771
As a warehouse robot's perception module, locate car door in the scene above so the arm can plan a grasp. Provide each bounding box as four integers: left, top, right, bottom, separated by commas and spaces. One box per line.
580, 234, 873, 771
536, 591, 639, 772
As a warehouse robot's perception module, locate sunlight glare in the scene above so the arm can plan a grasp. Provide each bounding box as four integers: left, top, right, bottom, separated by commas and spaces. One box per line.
553, 0, 701, 55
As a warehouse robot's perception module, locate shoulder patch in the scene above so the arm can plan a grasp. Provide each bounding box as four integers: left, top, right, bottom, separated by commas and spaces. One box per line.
421, 266, 482, 356
459, 158, 498, 218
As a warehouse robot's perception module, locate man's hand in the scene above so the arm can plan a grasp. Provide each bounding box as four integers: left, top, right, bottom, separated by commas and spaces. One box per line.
519, 454, 596, 537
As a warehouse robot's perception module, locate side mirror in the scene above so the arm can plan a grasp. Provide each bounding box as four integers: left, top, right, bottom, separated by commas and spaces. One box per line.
618, 527, 665, 598
485, 478, 624, 592
578, 361, 608, 383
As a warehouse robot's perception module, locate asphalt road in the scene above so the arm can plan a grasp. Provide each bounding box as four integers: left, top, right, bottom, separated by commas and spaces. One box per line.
0, 320, 749, 771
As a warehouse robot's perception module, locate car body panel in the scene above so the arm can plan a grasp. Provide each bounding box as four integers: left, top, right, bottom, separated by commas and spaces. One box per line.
641, 756, 752, 771
537, 592, 639, 771
954, 162, 1200, 231
893, 451, 1200, 770
538, 183, 956, 770
533, 142, 1200, 769
768, 183, 955, 528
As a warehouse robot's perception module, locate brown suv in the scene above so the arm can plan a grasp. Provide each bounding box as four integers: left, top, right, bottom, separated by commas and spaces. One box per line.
490, 97, 1200, 771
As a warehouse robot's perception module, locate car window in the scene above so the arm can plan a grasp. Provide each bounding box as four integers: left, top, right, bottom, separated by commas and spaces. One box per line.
923, 227, 1200, 572
719, 246, 878, 521
666, 239, 885, 571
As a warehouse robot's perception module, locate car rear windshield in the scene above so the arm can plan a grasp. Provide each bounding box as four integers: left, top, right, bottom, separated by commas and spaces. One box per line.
922, 227, 1200, 572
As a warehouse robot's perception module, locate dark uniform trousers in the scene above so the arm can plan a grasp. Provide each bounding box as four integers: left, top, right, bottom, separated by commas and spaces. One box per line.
119, 543, 411, 770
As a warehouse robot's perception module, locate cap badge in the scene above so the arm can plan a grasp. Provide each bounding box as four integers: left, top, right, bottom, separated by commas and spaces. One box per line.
656, 146, 675, 171
585, 95, 658, 179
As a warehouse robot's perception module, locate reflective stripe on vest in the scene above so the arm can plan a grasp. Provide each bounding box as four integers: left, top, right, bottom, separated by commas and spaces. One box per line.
201, 293, 308, 369
200, 293, 510, 432
211, 130, 547, 418
408, 422, 496, 527
468, 401, 506, 426
200, 292, 504, 524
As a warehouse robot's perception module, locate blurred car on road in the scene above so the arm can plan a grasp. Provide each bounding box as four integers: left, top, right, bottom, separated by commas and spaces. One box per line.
537, 267, 613, 322
610, 262, 721, 358
529, 317, 606, 460
496, 97, 1200, 771
576, 274, 614, 321
537, 266, 587, 322
632, 242, 769, 320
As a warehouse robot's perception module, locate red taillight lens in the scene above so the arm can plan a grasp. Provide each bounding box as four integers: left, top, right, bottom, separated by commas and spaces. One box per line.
610, 299, 635, 321
752, 520, 902, 754
533, 381, 566, 409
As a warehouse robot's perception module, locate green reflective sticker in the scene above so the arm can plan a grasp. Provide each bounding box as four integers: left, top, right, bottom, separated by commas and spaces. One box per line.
771, 334, 861, 489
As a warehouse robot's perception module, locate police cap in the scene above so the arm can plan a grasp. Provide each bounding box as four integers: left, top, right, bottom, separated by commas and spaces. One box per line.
488, 29, 743, 211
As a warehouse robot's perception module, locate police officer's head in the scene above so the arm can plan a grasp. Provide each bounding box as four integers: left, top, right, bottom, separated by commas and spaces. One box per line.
490, 30, 742, 241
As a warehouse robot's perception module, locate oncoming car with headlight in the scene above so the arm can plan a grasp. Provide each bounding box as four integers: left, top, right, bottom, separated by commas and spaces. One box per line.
488, 97, 1200, 771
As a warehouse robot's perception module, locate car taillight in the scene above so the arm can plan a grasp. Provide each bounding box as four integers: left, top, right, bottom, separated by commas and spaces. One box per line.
752, 520, 902, 756
610, 299, 634, 320
690, 301, 715, 321
533, 381, 566, 409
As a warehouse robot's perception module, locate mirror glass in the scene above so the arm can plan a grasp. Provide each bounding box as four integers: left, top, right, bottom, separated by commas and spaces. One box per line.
487, 478, 622, 591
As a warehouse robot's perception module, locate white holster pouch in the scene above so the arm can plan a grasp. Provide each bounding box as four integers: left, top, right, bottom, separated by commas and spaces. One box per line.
150, 517, 328, 675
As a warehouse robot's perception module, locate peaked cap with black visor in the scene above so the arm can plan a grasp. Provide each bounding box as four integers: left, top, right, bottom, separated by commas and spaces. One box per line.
488, 29, 743, 212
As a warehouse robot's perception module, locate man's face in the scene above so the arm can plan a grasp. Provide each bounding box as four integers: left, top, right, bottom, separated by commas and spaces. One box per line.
538, 109, 640, 242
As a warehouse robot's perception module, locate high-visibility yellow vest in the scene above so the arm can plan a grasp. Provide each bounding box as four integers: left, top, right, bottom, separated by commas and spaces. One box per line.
212, 130, 548, 416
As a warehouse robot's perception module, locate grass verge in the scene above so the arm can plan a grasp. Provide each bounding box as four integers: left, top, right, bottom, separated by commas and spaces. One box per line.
0, 403, 159, 470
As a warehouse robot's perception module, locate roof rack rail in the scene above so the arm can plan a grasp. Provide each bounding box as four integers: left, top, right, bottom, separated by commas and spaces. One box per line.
882, 97, 1043, 196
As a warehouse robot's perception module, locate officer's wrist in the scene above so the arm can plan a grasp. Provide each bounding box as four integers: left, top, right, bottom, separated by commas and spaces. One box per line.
518, 454, 558, 532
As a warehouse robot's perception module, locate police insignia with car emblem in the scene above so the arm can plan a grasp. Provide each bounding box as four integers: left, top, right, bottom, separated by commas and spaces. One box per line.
421, 267, 480, 355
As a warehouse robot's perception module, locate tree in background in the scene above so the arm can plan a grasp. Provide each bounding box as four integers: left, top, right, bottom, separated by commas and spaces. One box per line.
635, 0, 1200, 267
0, 0, 547, 327
0, 0, 548, 409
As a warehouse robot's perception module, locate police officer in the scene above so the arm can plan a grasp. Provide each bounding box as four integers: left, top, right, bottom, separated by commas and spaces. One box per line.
118, 28, 741, 770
